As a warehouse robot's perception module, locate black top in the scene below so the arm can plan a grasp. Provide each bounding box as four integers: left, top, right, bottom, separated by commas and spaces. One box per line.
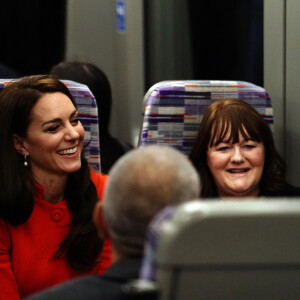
266, 183, 300, 197
207, 183, 300, 199
101, 135, 133, 174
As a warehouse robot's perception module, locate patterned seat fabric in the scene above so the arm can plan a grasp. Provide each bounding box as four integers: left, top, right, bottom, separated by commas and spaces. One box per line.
0, 79, 101, 172
140, 80, 273, 155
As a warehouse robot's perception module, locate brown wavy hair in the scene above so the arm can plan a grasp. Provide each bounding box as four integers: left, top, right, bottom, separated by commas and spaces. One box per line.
0, 75, 103, 272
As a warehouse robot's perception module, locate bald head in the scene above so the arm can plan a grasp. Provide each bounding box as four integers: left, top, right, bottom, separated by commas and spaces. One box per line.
102, 145, 200, 256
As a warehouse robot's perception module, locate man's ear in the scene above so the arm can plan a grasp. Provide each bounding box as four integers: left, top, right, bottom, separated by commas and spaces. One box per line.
93, 201, 110, 240
13, 134, 29, 156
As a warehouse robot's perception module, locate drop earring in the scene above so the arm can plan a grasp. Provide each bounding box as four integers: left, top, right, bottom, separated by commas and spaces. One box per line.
24, 155, 28, 167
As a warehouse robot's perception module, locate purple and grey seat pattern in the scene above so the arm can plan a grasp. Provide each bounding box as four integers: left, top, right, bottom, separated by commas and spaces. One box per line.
0, 79, 101, 172
140, 80, 273, 155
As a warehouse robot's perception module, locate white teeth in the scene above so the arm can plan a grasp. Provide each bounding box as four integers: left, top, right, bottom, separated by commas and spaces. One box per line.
57, 146, 77, 156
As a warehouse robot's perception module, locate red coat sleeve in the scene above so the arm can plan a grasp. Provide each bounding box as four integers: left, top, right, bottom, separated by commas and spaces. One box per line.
90, 171, 108, 200
90, 172, 112, 274
0, 172, 111, 299
0, 219, 20, 300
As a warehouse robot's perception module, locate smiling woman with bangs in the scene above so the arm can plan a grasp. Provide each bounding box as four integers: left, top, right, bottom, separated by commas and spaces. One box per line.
189, 99, 300, 199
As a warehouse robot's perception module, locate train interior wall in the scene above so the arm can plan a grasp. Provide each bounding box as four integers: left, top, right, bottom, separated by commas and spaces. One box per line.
1, 0, 300, 186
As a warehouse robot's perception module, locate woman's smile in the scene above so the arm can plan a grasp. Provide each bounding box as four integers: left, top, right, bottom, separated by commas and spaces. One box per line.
57, 146, 78, 156
227, 167, 250, 175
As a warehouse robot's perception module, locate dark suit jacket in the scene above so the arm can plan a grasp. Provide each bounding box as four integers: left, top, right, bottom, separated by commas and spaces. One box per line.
25, 257, 142, 300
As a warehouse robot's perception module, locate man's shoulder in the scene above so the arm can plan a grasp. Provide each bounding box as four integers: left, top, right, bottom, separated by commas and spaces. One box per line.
26, 258, 142, 300
26, 275, 123, 300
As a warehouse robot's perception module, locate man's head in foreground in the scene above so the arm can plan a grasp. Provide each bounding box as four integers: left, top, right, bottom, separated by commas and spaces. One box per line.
93, 145, 201, 261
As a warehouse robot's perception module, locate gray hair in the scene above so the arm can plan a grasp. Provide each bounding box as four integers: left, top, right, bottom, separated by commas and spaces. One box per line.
103, 145, 201, 256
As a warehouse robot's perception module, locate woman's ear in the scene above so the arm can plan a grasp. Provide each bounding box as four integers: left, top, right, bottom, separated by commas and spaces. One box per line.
93, 201, 110, 240
13, 134, 29, 156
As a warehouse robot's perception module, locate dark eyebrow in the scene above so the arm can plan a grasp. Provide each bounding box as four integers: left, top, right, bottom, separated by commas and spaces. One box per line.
42, 109, 78, 126
70, 110, 78, 118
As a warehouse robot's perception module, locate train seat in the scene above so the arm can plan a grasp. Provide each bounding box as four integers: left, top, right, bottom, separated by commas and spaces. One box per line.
151, 200, 300, 299
139, 80, 273, 155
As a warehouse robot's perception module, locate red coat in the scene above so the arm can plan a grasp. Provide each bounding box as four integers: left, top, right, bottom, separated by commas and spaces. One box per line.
0, 172, 111, 299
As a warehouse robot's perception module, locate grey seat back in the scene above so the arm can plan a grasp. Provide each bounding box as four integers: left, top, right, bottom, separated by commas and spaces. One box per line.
155, 200, 300, 300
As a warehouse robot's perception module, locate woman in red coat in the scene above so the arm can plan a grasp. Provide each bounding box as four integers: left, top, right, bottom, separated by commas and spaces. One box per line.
0, 75, 111, 299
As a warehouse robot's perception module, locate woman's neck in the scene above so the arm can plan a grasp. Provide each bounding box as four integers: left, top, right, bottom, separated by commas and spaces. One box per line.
35, 174, 68, 204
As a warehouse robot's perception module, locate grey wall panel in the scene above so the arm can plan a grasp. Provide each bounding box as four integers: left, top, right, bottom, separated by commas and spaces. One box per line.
264, 0, 285, 158
65, 0, 145, 146
65, 0, 115, 83
112, 0, 145, 146
265, 0, 300, 186
145, 0, 193, 88
285, 0, 300, 185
